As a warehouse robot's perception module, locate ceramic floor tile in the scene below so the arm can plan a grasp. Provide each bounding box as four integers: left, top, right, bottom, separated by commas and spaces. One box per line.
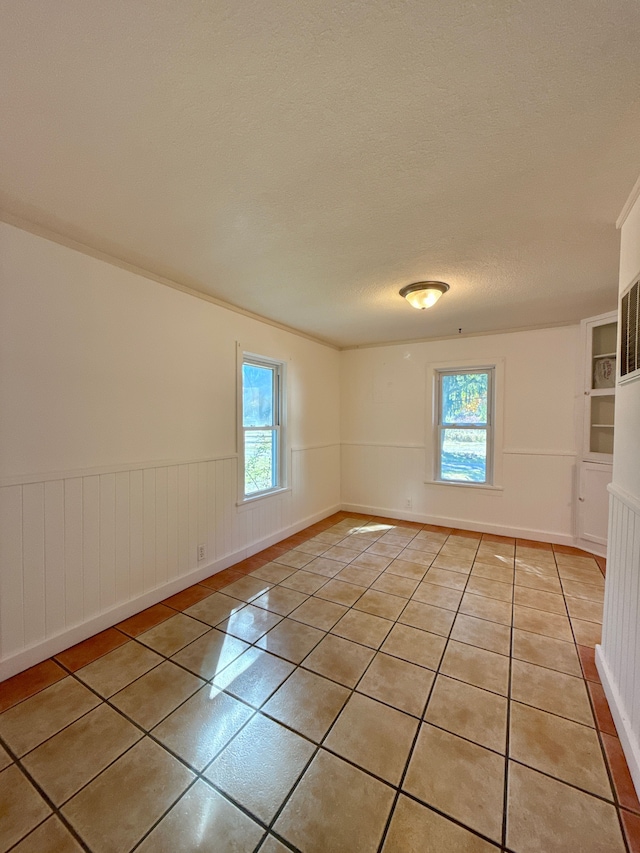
183, 591, 246, 626
381, 623, 446, 669
218, 604, 282, 643
423, 567, 468, 590
601, 732, 640, 813
62, 738, 193, 853
506, 761, 625, 853
256, 617, 325, 663
366, 541, 404, 558
75, 641, 163, 698
275, 749, 395, 853
290, 596, 348, 630
425, 674, 507, 753
117, 604, 175, 637
280, 569, 329, 594
161, 584, 214, 612
252, 585, 309, 616
136, 778, 264, 852
321, 544, 361, 563
411, 582, 463, 611
258, 836, 292, 853
53, 629, 129, 672
314, 578, 366, 606
0, 765, 51, 852
371, 573, 420, 598
171, 628, 249, 679
110, 660, 204, 729
432, 555, 475, 573
465, 576, 513, 602
459, 593, 512, 626
450, 613, 511, 655
10, 816, 83, 852
0, 676, 99, 756
331, 609, 395, 649
0, 745, 10, 771
381, 794, 497, 852
440, 639, 510, 695
250, 562, 296, 584
205, 712, 314, 822
303, 633, 376, 687
211, 647, 295, 707
511, 659, 594, 726
509, 701, 611, 798
0, 660, 67, 714
335, 564, 381, 586
398, 599, 455, 637
471, 563, 515, 584
349, 552, 393, 572
296, 540, 332, 557
397, 548, 435, 568
152, 686, 254, 770
222, 575, 274, 603
513, 586, 566, 615
357, 651, 434, 716
386, 559, 428, 581
262, 667, 349, 742
561, 579, 604, 602
275, 549, 316, 569
565, 595, 603, 623
512, 604, 573, 642
512, 628, 581, 677
571, 618, 602, 646
22, 703, 141, 806
304, 556, 345, 577
515, 569, 563, 594
325, 692, 418, 785
403, 724, 505, 842
354, 589, 407, 620
137, 613, 210, 656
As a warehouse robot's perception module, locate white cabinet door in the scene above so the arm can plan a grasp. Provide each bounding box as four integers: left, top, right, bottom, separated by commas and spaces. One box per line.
577, 462, 612, 549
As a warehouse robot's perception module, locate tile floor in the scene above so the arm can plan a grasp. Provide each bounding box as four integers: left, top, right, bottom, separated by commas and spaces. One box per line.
1, 512, 639, 853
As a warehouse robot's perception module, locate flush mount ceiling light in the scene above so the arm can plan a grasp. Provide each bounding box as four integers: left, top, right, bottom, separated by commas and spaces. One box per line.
399, 280, 450, 310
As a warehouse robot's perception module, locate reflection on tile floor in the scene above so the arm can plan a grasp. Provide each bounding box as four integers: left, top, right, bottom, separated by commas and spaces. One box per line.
1, 513, 638, 852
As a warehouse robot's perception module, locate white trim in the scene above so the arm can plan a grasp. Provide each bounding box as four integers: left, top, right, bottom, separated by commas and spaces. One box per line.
0, 454, 239, 488
616, 173, 640, 230
502, 448, 577, 457
291, 443, 341, 452
595, 645, 640, 799
0, 502, 341, 681
608, 482, 640, 516
236, 486, 291, 509
339, 502, 575, 544
423, 480, 504, 492
340, 442, 426, 450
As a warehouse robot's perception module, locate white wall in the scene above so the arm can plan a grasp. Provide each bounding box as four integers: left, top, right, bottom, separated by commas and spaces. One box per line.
0, 222, 341, 678
340, 326, 580, 541
597, 183, 640, 797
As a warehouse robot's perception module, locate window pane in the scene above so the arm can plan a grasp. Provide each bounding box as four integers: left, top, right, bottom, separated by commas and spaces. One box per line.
244, 430, 276, 494
441, 428, 487, 482
441, 373, 488, 425
243, 364, 274, 427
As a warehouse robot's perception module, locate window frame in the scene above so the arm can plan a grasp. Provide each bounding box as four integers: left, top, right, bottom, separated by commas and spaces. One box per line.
433, 365, 496, 487
238, 350, 287, 503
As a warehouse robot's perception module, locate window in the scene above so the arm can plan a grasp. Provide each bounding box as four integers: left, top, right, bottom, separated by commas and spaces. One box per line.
241, 355, 285, 498
435, 368, 494, 484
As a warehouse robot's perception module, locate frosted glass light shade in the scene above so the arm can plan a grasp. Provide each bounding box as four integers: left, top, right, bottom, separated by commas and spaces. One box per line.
400, 281, 449, 309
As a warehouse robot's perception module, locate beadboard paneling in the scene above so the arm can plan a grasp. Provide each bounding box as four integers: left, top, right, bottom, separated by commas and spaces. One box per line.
0, 446, 340, 678
597, 484, 640, 797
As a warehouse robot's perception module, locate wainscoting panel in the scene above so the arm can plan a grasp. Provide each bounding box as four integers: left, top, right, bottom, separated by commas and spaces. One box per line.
597, 484, 640, 796
0, 445, 340, 679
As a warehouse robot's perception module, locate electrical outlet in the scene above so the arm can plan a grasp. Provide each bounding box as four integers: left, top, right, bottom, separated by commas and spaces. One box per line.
197, 544, 207, 562
405, 498, 412, 509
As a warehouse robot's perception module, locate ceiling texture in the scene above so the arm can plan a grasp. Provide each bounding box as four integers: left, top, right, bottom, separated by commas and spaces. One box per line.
2, 0, 640, 348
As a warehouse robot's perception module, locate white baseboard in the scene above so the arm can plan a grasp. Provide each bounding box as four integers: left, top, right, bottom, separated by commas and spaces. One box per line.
595, 644, 640, 799
0, 503, 340, 682
340, 502, 576, 546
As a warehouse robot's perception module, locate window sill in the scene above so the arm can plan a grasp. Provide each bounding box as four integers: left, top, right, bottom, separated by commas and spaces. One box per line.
236, 486, 291, 509
424, 480, 504, 492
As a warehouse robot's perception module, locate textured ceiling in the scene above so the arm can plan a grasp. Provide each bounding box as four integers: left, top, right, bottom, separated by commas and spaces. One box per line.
1, 0, 640, 347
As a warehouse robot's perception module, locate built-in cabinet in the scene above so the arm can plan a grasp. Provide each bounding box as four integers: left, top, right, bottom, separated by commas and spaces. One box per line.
577, 311, 617, 552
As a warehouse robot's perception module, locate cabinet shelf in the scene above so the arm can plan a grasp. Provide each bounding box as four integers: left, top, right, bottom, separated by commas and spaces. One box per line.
593, 352, 617, 359
592, 423, 614, 428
